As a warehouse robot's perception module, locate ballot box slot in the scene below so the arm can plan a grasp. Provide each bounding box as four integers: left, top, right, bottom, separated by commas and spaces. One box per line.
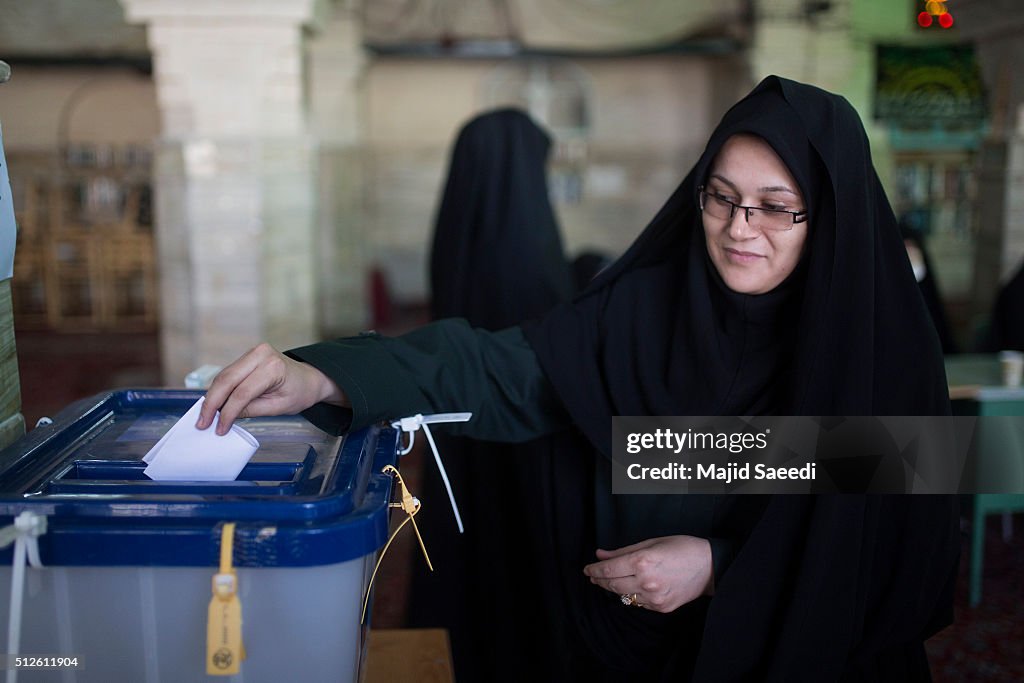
41, 442, 318, 496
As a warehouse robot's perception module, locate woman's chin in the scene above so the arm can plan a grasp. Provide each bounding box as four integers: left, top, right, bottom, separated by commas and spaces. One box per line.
718, 267, 774, 295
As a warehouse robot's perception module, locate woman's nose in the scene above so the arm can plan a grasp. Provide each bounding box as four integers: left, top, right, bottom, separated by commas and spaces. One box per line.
726, 207, 757, 239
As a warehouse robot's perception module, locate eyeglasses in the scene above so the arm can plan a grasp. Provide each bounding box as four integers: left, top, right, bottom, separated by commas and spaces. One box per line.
698, 186, 807, 232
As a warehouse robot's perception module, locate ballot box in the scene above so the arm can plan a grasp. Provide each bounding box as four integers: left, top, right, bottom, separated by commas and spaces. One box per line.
0, 389, 398, 683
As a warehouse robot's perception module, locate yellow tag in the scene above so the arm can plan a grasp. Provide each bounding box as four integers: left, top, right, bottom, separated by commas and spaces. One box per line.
206, 522, 245, 676
206, 589, 243, 675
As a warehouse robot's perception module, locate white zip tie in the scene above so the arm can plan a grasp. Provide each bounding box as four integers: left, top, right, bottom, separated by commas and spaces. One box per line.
0, 512, 47, 683
391, 413, 472, 533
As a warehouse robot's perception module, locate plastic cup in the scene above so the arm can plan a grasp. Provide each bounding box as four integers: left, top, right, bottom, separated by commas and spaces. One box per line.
999, 350, 1024, 388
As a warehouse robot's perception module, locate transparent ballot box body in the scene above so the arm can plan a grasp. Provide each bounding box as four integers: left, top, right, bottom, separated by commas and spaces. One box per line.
0, 390, 398, 683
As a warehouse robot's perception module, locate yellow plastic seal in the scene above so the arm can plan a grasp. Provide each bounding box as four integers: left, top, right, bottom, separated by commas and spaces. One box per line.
206, 522, 245, 675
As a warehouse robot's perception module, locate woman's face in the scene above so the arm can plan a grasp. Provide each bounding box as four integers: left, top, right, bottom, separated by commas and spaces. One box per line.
702, 134, 809, 295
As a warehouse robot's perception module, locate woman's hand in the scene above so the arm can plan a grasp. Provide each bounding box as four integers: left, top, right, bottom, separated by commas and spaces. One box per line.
583, 535, 714, 613
197, 343, 347, 434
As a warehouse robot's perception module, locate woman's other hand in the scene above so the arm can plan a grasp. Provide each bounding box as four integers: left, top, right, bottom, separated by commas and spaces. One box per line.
583, 535, 714, 613
197, 343, 347, 434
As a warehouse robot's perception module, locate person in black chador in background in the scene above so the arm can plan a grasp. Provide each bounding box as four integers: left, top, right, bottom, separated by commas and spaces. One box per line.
411, 108, 574, 681
900, 220, 959, 354
202, 77, 959, 681
991, 260, 1024, 352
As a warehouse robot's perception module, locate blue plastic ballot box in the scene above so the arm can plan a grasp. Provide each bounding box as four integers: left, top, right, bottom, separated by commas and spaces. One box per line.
0, 390, 399, 683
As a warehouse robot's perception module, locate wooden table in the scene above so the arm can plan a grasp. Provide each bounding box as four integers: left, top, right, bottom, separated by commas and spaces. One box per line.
365, 629, 455, 683
945, 354, 1024, 407
944, 354, 1024, 607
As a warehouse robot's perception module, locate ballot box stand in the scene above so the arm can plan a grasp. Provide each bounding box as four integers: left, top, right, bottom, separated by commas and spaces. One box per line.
0, 389, 399, 682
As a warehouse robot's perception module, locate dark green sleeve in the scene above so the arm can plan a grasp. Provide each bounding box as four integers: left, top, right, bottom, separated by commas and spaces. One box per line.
286, 319, 570, 441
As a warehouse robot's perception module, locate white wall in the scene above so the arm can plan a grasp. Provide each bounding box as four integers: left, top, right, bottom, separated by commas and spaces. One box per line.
0, 66, 159, 151
0, 53, 742, 330
360, 54, 740, 302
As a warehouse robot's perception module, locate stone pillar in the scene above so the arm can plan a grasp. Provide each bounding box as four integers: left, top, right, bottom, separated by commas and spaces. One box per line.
121, 0, 321, 384
307, 4, 369, 335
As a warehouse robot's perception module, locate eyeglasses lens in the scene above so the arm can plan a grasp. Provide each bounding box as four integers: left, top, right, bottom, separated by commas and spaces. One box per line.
701, 192, 794, 231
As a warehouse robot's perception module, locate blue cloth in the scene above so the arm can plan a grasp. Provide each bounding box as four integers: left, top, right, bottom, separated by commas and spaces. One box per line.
0, 122, 17, 280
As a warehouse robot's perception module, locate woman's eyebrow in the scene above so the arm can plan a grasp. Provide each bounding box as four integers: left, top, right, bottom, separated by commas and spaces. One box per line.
708, 173, 737, 190
758, 185, 799, 196
709, 174, 799, 197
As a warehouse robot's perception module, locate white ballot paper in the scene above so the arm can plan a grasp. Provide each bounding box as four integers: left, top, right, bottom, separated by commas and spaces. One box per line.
143, 397, 260, 481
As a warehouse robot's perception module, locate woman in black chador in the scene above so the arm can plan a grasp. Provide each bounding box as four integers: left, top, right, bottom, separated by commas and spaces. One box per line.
991, 260, 1024, 352
428, 108, 573, 327
411, 108, 574, 681
900, 221, 959, 354
201, 76, 959, 681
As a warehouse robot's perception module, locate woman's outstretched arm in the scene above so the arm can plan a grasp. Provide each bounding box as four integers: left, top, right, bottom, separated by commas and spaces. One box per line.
199, 319, 570, 441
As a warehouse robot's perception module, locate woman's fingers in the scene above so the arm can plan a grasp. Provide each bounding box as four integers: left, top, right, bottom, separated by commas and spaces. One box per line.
198, 345, 265, 428
586, 537, 661, 578
583, 558, 631, 580
588, 576, 633, 594
584, 550, 645, 580
583, 535, 715, 613
214, 368, 283, 434
586, 576, 671, 612
197, 343, 286, 433
198, 344, 345, 434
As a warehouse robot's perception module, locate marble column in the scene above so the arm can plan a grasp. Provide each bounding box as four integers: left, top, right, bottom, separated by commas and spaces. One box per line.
121, 0, 323, 384
307, 4, 369, 335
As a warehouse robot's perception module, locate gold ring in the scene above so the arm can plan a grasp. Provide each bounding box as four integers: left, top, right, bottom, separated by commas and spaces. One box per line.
619, 592, 641, 607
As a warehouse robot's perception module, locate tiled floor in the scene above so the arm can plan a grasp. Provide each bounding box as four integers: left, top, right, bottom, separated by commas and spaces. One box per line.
11, 330, 1024, 679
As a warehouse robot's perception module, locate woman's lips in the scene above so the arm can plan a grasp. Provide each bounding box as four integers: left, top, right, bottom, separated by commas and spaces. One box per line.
723, 247, 765, 263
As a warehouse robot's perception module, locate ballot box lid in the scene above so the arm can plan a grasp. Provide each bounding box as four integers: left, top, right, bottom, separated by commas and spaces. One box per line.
0, 390, 398, 566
